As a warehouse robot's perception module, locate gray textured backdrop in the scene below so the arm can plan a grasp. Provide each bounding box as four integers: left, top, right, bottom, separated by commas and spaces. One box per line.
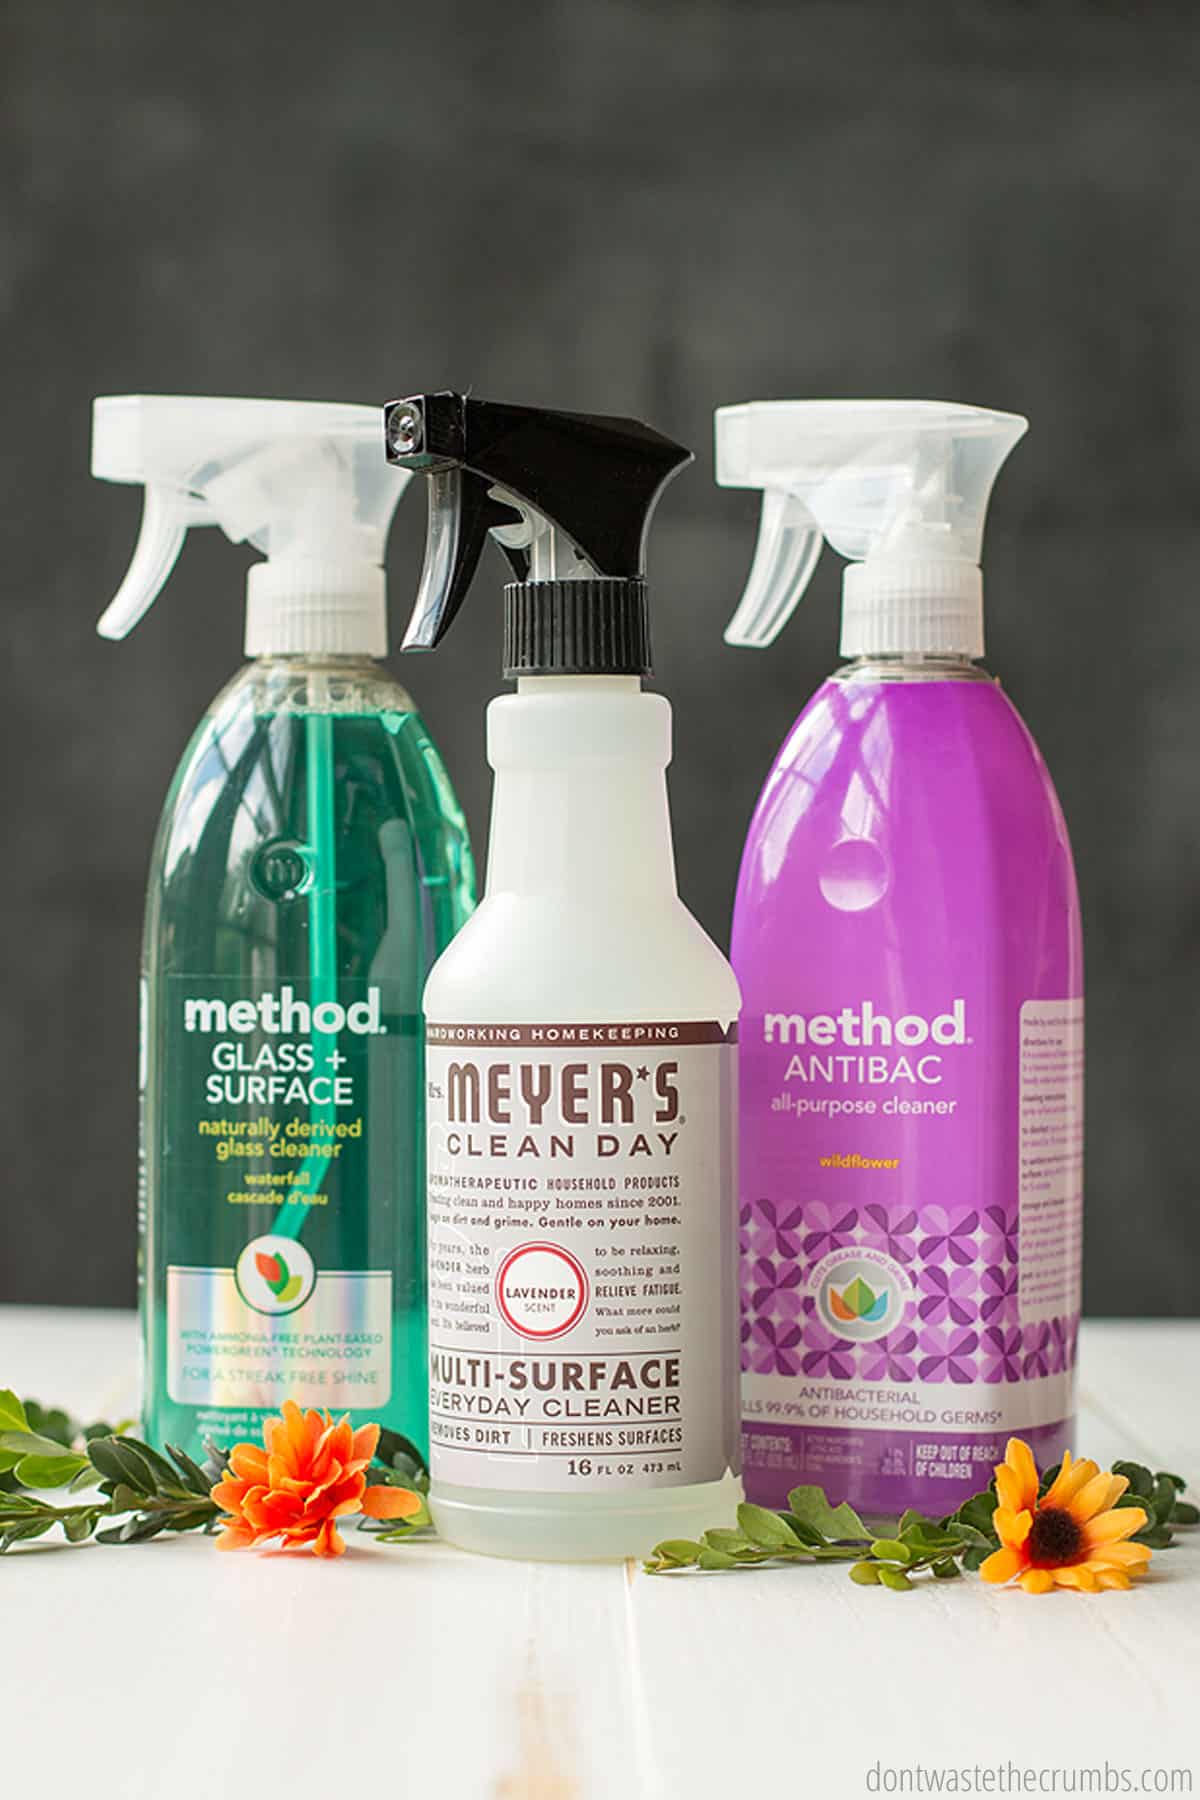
2, 1, 1197, 1313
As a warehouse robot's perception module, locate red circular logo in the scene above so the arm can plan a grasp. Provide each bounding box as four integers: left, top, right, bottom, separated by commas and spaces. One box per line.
495, 1242, 590, 1340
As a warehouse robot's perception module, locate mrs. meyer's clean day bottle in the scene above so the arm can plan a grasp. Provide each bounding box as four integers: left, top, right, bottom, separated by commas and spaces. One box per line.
720, 402, 1083, 1521
93, 396, 475, 1462
384, 393, 742, 1560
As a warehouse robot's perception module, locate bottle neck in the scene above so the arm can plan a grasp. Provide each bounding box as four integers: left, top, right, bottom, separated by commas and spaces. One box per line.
837, 652, 993, 685
485, 677, 678, 899
244, 561, 387, 658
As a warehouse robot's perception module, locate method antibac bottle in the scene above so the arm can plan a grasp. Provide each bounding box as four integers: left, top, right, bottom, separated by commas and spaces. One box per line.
384, 392, 742, 1560
93, 395, 475, 1463
719, 401, 1083, 1521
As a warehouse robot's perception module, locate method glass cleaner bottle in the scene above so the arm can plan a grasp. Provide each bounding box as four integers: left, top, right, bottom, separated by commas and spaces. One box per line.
93, 395, 475, 1462
385, 393, 742, 1560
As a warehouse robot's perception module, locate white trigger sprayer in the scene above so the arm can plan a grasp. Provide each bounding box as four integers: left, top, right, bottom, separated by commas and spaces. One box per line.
717, 400, 1028, 659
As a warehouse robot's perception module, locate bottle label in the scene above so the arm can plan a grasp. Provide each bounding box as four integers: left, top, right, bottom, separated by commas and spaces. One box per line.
424, 1020, 739, 1494
157, 975, 410, 1422
740, 996, 1083, 1514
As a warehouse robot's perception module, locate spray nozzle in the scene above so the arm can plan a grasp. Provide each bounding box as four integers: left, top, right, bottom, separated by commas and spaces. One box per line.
717, 400, 1028, 659
384, 393, 692, 666
92, 396, 412, 656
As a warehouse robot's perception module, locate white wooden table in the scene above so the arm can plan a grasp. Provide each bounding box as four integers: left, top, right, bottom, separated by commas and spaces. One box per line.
1, 1310, 1196, 1797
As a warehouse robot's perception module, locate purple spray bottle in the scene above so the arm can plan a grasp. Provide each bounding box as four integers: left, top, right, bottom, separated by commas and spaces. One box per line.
721, 401, 1082, 1519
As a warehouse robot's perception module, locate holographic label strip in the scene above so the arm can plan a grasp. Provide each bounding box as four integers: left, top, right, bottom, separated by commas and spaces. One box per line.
166, 1266, 393, 1408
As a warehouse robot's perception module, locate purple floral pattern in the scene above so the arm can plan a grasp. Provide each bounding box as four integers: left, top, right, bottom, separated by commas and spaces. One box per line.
739, 1190, 1079, 1392
859, 1326, 918, 1383
799, 1320, 856, 1381
917, 1206, 980, 1267
918, 1264, 977, 1325
743, 1196, 805, 1261
800, 1200, 859, 1262
980, 1264, 1019, 1322
743, 1314, 804, 1376
980, 1324, 1023, 1382
981, 1205, 1019, 1268
860, 1203, 919, 1263
1022, 1320, 1053, 1378
917, 1325, 980, 1384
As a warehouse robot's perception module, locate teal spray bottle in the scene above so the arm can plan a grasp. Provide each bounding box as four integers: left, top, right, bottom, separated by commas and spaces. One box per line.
93, 396, 476, 1462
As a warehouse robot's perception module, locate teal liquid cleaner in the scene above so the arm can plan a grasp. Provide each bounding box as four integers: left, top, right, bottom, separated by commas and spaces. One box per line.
93, 396, 475, 1460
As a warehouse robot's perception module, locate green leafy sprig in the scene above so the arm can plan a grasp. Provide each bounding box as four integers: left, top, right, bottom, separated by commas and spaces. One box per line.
0, 1392, 433, 1552
0, 1388, 224, 1551
645, 1460, 1194, 1590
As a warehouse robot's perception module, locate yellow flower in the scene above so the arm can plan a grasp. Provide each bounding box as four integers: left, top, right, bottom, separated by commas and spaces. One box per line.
980, 1438, 1152, 1593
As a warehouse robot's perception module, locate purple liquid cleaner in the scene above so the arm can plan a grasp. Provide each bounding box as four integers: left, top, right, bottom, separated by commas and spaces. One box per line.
717, 400, 1082, 1517
732, 665, 1082, 1516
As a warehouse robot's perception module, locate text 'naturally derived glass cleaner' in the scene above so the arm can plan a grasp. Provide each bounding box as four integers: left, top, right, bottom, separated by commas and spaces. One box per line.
93, 395, 475, 1462
385, 393, 743, 1560
721, 401, 1082, 1520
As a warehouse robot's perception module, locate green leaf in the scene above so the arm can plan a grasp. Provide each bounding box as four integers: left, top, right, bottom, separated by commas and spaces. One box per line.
0, 1391, 29, 1433
63, 1512, 97, 1543
778, 1514, 827, 1548
899, 1519, 960, 1553
13, 1453, 91, 1489
961, 1545, 990, 1572
114, 1437, 178, 1487
166, 1444, 215, 1497
1151, 1474, 1179, 1527
163, 1505, 218, 1534
849, 1560, 881, 1585
951, 1492, 999, 1539
106, 1482, 144, 1515
785, 1485, 868, 1541
696, 1547, 739, 1570
1112, 1460, 1154, 1500
870, 1538, 912, 1565
22, 1402, 78, 1446
932, 1558, 962, 1579
737, 1504, 804, 1551
0, 1518, 55, 1551
375, 1429, 430, 1482
0, 1492, 41, 1518
96, 1512, 168, 1546
878, 1565, 914, 1592
87, 1437, 155, 1495
897, 1509, 927, 1534
1134, 1524, 1175, 1550
1170, 1500, 1198, 1526
650, 1539, 703, 1565
0, 1428, 86, 1462
702, 1528, 751, 1555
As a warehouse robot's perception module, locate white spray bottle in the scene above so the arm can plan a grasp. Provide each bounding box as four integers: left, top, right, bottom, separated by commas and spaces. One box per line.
385, 392, 742, 1561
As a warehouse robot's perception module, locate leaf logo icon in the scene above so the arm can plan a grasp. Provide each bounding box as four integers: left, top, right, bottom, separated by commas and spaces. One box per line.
255, 1250, 291, 1297
829, 1275, 888, 1322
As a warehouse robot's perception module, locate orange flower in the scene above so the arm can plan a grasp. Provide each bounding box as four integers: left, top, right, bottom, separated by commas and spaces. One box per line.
211, 1401, 423, 1558
980, 1437, 1152, 1594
